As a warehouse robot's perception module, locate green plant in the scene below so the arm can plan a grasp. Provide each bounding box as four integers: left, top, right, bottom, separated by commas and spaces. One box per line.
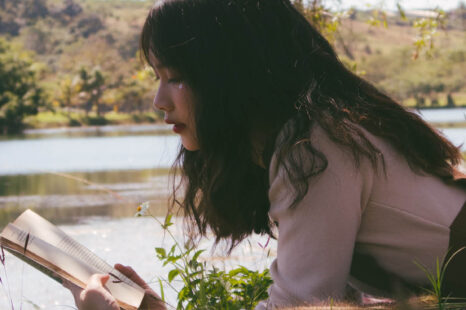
136, 203, 273, 310
414, 247, 466, 309
412, 9, 447, 60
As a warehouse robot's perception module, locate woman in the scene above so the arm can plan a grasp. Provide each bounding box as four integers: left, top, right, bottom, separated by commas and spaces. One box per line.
65, 0, 466, 308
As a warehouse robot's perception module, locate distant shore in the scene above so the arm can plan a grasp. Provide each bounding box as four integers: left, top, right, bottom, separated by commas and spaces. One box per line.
21, 106, 466, 131
23, 111, 162, 131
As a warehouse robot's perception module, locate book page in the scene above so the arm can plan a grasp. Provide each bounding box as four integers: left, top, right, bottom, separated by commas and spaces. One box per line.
1, 223, 144, 310
12, 209, 141, 290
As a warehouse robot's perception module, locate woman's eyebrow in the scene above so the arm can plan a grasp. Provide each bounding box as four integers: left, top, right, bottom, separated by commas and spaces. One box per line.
154, 63, 166, 70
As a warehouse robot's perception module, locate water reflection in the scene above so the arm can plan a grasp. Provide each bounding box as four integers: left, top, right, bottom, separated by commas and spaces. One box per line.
0, 203, 172, 228
1, 124, 172, 141
0, 169, 172, 227
0, 168, 169, 196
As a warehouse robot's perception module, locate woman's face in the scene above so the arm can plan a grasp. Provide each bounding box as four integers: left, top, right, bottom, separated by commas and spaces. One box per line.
150, 54, 199, 151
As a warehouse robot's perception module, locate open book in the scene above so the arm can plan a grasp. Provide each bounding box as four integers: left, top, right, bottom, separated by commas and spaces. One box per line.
0, 209, 145, 310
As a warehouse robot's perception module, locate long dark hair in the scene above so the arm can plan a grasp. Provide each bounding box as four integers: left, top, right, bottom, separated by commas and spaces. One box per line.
140, 0, 463, 249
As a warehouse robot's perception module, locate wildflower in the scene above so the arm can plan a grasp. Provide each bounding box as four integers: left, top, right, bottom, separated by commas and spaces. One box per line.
135, 201, 150, 217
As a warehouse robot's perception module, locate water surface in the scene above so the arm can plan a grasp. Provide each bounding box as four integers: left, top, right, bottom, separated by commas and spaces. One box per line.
0, 135, 179, 175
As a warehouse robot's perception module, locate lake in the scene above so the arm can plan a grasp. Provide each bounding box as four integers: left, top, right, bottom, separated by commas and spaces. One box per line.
1, 108, 465, 177
414, 107, 466, 123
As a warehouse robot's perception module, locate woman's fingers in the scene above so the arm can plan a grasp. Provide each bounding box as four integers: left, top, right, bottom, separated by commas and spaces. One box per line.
87, 273, 110, 289
63, 274, 119, 310
114, 264, 167, 310
114, 263, 149, 289
81, 274, 120, 310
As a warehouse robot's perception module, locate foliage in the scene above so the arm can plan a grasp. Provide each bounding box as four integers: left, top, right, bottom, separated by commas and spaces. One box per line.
136, 207, 273, 310
412, 9, 447, 60
0, 38, 46, 134
114, 67, 158, 114
56, 75, 80, 112
293, 0, 353, 45
76, 66, 106, 116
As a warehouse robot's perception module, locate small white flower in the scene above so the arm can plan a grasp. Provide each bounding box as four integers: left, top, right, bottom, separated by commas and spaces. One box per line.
135, 201, 150, 217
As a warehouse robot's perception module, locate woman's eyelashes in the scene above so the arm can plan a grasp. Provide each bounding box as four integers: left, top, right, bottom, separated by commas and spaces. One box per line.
168, 77, 182, 84
152, 66, 183, 85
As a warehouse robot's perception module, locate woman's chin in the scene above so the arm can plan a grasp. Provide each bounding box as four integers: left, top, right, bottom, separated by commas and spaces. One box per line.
181, 139, 200, 151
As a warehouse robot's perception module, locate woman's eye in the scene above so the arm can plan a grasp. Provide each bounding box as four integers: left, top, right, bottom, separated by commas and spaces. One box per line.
168, 78, 182, 84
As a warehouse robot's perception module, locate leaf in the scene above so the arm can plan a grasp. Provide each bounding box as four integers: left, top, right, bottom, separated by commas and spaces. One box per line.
169, 244, 177, 256
397, 3, 407, 20
168, 269, 180, 283
167, 255, 181, 264
158, 278, 165, 301
163, 213, 173, 229
155, 247, 166, 258
192, 249, 205, 261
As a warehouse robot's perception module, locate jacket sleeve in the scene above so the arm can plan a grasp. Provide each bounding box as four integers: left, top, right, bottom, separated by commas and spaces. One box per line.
256, 126, 374, 309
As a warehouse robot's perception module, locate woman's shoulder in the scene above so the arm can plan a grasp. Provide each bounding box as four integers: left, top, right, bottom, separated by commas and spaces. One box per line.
268, 120, 466, 219
267, 121, 378, 215
268, 121, 378, 186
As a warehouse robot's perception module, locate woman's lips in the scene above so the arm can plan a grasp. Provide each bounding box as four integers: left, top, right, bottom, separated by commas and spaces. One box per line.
173, 123, 186, 133
165, 119, 186, 133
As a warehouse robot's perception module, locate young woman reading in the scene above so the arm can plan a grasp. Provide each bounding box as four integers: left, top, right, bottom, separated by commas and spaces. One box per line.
64, 0, 466, 308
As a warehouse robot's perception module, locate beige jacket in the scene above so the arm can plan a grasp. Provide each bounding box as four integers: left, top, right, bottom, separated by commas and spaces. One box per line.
256, 125, 466, 309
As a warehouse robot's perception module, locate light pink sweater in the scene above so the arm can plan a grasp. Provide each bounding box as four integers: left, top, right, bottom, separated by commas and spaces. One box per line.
256, 125, 466, 309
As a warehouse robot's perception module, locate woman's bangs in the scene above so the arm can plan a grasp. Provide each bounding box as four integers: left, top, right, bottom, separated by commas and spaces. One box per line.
141, 0, 196, 72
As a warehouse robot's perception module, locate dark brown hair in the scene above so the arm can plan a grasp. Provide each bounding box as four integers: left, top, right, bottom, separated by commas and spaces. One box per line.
140, 0, 463, 250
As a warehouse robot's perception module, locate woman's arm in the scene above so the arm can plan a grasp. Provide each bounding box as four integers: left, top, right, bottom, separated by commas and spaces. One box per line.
258, 126, 374, 309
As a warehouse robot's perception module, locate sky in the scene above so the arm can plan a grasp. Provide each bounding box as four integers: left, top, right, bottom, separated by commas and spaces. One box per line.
324, 0, 464, 11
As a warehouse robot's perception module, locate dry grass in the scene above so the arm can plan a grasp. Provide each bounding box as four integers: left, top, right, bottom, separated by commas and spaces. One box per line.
278, 294, 466, 310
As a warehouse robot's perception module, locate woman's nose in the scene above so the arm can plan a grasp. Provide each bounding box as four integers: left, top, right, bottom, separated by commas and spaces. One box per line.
153, 87, 173, 112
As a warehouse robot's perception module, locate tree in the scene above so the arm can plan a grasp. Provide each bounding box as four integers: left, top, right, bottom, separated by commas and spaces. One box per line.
0, 38, 46, 134
77, 67, 106, 116
113, 68, 156, 114
57, 75, 80, 114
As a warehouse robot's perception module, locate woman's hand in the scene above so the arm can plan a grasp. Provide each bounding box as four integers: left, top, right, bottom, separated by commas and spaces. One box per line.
114, 264, 167, 310
63, 273, 120, 310
63, 265, 167, 310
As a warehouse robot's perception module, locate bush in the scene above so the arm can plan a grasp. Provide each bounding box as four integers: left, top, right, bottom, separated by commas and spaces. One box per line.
0, 38, 46, 134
